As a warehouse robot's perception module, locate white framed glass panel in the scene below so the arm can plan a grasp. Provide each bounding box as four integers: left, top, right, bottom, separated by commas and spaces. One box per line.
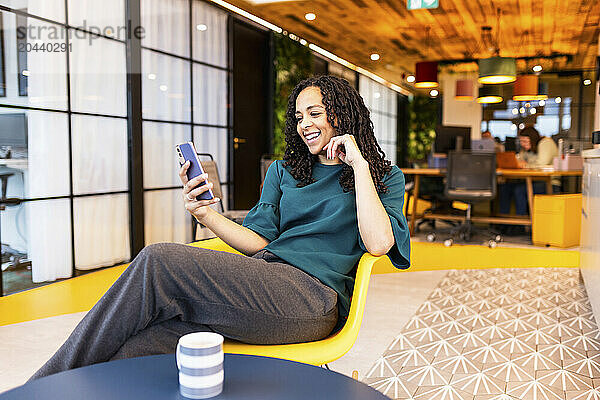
142, 121, 190, 189
371, 112, 381, 139
0, 0, 65, 23
372, 91, 383, 113
192, 0, 227, 67
70, 35, 127, 116
388, 115, 397, 142
142, 50, 191, 122
16, 110, 70, 198
358, 76, 370, 105
385, 144, 396, 165
67, 0, 126, 40
359, 75, 398, 165
388, 90, 397, 114
193, 127, 227, 181
26, 198, 72, 282
74, 194, 130, 270
144, 189, 192, 245
388, 91, 395, 112
72, 115, 128, 194
141, 0, 189, 57
0, 14, 68, 110
193, 64, 227, 126
381, 115, 389, 142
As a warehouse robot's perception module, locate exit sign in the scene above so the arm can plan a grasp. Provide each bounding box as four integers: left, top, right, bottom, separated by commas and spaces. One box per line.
407, 0, 439, 10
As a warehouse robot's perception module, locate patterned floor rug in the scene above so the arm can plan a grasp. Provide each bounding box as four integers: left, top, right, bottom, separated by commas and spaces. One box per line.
364, 268, 600, 400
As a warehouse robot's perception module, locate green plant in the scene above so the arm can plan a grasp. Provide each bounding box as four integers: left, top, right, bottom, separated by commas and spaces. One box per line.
272, 34, 314, 158
407, 95, 438, 163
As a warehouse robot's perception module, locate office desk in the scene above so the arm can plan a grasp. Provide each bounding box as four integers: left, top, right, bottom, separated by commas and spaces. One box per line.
0, 354, 388, 400
403, 168, 583, 234
0, 159, 27, 170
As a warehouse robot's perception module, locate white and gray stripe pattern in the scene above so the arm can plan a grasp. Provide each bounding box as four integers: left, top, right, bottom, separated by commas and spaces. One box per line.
178, 342, 223, 399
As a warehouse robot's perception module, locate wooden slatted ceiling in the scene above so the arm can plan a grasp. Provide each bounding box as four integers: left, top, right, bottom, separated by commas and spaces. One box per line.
224, 0, 600, 87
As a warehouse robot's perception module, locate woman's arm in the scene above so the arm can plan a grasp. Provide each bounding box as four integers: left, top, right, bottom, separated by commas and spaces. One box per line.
353, 160, 395, 256
324, 135, 394, 256
534, 138, 558, 166
198, 208, 269, 255
180, 162, 269, 256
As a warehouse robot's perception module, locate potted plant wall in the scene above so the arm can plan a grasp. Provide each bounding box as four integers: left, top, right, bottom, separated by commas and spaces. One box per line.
272, 33, 314, 158
407, 95, 438, 166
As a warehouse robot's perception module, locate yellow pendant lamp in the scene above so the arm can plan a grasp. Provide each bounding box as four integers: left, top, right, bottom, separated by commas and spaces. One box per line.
477, 9, 516, 85
477, 85, 503, 104
478, 57, 516, 84
512, 75, 548, 101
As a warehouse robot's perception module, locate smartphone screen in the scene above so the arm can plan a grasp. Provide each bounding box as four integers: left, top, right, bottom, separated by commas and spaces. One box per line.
176, 142, 214, 201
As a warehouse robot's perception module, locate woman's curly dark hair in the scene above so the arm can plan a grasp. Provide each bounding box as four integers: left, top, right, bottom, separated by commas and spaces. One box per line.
283, 75, 392, 193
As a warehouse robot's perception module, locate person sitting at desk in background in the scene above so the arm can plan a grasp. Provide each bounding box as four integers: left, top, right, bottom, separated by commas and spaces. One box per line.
498, 126, 558, 230
30, 75, 411, 379
481, 130, 504, 153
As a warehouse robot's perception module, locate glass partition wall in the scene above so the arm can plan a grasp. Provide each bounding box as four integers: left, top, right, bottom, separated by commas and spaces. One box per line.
0, 0, 130, 292
0, 0, 229, 295
140, 0, 228, 246
359, 76, 399, 165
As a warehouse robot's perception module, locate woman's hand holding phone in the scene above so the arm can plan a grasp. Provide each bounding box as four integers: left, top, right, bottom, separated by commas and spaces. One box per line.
179, 161, 220, 223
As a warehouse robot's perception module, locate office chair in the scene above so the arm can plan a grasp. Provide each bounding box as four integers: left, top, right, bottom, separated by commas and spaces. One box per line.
198, 153, 249, 223
404, 177, 458, 233
189, 237, 381, 368
415, 176, 456, 232
428, 151, 501, 247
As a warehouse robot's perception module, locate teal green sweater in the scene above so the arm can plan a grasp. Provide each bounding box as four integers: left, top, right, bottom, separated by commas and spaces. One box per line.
242, 160, 410, 326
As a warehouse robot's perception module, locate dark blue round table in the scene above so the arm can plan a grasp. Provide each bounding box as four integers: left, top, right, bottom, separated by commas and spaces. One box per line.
1, 354, 389, 399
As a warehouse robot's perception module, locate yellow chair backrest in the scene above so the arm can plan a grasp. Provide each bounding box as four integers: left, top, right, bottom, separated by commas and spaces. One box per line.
189, 237, 382, 366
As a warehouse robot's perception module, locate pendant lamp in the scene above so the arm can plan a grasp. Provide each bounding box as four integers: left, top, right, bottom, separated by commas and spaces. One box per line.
478, 57, 516, 84
415, 61, 438, 88
477, 85, 503, 104
512, 75, 547, 101
455, 79, 474, 101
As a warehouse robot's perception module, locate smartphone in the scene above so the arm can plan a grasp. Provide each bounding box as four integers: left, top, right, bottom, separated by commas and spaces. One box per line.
176, 142, 214, 201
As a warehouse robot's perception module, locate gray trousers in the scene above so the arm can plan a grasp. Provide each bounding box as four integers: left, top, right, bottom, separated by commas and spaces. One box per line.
31, 242, 338, 379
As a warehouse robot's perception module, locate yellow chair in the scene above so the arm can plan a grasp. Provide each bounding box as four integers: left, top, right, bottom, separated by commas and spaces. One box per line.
189, 237, 382, 366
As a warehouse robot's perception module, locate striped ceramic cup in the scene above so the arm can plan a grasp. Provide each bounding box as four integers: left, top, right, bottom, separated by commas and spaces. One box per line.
176, 332, 224, 399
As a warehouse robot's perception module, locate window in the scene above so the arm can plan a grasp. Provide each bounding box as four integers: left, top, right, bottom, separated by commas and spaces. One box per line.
0, 1, 129, 292
140, 0, 229, 246
359, 76, 399, 165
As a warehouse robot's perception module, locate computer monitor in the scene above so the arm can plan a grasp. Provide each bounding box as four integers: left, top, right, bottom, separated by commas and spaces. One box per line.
434, 125, 471, 154
0, 113, 27, 148
504, 136, 518, 152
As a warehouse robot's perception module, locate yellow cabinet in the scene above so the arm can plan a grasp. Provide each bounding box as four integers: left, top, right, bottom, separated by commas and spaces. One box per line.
532, 194, 582, 248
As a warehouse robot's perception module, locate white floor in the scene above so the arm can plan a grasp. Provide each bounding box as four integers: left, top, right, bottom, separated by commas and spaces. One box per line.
0, 312, 87, 393
0, 270, 447, 395
330, 270, 448, 378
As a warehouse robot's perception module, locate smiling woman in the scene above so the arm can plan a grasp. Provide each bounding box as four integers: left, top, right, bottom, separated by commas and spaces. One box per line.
29, 75, 410, 382
295, 87, 337, 163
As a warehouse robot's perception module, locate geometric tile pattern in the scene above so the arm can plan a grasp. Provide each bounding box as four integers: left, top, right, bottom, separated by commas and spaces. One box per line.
364, 268, 600, 400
